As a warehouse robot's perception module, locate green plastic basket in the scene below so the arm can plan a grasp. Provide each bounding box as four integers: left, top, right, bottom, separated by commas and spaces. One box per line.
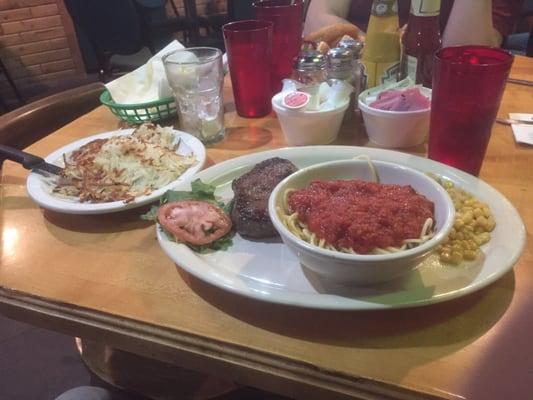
100, 89, 178, 124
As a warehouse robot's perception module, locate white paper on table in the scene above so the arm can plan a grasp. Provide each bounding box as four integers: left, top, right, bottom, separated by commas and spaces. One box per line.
509, 113, 533, 123
511, 124, 533, 145
509, 113, 533, 145
105, 40, 184, 104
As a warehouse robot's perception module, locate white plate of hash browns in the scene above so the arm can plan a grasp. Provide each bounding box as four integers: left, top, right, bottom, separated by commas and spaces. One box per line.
26, 124, 206, 214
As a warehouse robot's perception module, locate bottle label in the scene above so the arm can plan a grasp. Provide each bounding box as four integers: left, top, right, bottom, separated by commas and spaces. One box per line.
379, 61, 400, 85
371, 0, 398, 17
411, 0, 441, 16
363, 59, 399, 87
406, 55, 418, 81
361, 63, 369, 91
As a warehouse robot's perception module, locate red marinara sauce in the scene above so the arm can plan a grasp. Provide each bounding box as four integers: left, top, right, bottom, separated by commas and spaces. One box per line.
287, 180, 434, 254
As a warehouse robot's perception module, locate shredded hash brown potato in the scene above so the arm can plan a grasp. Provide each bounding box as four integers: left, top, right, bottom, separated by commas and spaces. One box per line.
52, 123, 197, 203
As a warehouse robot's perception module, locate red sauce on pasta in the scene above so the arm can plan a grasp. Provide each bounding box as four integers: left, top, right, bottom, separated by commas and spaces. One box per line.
287, 180, 434, 254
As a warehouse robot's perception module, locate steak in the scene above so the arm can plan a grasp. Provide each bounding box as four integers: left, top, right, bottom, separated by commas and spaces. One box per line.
231, 157, 297, 238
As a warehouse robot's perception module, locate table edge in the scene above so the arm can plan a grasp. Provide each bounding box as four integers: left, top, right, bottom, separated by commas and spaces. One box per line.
0, 286, 451, 400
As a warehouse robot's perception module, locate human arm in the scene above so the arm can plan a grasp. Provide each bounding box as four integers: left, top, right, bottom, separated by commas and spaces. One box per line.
303, 0, 365, 46
443, 0, 500, 46
443, 0, 524, 47
303, 0, 352, 36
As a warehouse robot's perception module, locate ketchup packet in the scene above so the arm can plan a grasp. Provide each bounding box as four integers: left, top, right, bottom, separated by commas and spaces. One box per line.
282, 91, 310, 109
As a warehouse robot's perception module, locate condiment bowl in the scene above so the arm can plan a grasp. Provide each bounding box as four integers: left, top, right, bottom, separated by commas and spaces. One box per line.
272, 92, 349, 146
358, 87, 431, 148
268, 159, 455, 285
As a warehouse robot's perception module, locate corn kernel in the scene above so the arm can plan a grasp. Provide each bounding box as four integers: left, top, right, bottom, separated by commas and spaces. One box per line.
440, 252, 452, 263
464, 250, 477, 260
432, 176, 495, 266
450, 251, 463, 265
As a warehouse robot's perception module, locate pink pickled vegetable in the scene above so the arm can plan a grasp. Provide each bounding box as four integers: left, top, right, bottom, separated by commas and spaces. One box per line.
369, 87, 431, 111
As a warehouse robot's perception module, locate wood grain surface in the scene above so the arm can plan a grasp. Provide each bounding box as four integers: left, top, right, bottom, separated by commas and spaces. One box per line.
1, 56, 532, 400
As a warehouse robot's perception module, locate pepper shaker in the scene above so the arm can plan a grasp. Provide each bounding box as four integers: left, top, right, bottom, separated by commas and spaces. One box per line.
338, 36, 366, 94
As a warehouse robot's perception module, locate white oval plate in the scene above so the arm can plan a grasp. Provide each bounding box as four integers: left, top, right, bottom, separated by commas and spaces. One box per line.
157, 146, 526, 310
26, 128, 206, 214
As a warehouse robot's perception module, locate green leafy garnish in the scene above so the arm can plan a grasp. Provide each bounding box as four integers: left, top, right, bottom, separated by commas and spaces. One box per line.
187, 234, 234, 254
142, 178, 234, 253
141, 179, 225, 222
168, 179, 222, 203
141, 205, 160, 222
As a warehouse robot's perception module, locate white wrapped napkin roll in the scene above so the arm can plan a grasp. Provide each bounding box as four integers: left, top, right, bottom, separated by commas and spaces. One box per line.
105, 40, 184, 104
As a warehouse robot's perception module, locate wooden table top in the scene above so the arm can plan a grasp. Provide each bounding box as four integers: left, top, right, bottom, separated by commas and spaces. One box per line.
1, 56, 532, 400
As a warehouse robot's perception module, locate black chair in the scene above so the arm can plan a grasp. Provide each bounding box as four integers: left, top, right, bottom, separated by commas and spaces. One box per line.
184, 0, 227, 50
0, 55, 24, 111
502, 0, 533, 57
0, 82, 105, 150
526, 30, 533, 57
134, 0, 197, 52
65, 0, 145, 80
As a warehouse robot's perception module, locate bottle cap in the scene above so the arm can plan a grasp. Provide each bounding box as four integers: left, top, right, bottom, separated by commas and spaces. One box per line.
338, 37, 364, 58
293, 50, 327, 73
327, 47, 353, 71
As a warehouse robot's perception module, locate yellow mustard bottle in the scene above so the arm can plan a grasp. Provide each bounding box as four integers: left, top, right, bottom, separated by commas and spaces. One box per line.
362, 0, 401, 88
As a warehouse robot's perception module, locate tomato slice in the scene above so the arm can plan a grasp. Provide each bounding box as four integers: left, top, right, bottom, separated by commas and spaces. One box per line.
158, 200, 232, 246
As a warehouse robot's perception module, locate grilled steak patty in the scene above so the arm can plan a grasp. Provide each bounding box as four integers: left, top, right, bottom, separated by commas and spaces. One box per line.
231, 157, 297, 238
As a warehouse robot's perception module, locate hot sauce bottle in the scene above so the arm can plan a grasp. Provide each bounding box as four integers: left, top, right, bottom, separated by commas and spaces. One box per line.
400, 0, 442, 88
361, 0, 401, 88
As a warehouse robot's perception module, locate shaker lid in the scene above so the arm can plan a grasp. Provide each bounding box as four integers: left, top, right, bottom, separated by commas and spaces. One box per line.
293, 50, 326, 72
327, 47, 353, 69
338, 37, 364, 58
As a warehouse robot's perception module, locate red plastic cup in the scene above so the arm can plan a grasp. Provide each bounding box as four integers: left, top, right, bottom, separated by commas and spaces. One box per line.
223, 20, 273, 118
428, 46, 513, 176
253, 0, 303, 94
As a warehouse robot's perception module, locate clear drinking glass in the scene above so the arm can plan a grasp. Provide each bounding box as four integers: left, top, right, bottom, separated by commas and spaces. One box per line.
163, 47, 225, 144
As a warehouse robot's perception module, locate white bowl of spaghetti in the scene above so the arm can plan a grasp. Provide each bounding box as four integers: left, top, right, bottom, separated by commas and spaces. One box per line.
268, 158, 455, 285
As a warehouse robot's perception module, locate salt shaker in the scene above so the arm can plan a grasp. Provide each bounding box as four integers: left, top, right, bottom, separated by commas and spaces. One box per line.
292, 49, 327, 110
338, 36, 366, 94
327, 38, 366, 119
326, 47, 354, 81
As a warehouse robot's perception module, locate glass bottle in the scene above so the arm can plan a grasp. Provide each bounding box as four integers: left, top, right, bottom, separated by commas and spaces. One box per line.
327, 40, 365, 119
292, 49, 327, 109
400, 0, 442, 88
338, 36, 366, 96
361, 0, 401, 88
293, 49, 327, 86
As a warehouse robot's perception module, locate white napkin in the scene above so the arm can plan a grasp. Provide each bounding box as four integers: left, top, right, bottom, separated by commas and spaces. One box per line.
510, 113, 533, 145
105, 40, 184, 104
510, 113, 533, 124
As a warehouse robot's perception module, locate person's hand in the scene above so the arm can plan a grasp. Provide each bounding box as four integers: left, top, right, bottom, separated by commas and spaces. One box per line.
304, 23, 365, 48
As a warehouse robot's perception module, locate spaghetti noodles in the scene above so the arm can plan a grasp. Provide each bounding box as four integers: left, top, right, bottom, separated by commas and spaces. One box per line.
277, 168, 435, 255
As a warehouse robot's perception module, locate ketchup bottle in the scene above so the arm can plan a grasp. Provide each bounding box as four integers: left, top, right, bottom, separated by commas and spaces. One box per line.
400, 0, 442, 88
